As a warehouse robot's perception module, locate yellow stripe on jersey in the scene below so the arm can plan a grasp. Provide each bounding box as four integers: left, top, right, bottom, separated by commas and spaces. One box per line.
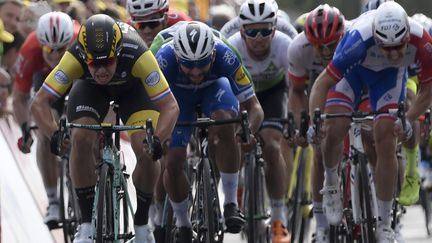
44, 51, 84, 97
235, 66, 252, 86
132, 50, 171, 101
125, 110, 160, 137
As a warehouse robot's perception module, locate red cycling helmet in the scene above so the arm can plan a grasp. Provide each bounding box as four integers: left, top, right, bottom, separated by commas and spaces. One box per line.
304, 4, 345, 45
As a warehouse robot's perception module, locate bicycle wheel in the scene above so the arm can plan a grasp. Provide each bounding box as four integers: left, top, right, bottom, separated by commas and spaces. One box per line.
254, 157, 270, 243
420, 187, 432, 235
162, 196, 175, 243
358, 153, 375, 243
290, 149, 306, 242
202, 158, 216, 243
244, 152, 256, 243
96, 163, 114, 243
59, 157, 80, 243
118, 173, 134, 241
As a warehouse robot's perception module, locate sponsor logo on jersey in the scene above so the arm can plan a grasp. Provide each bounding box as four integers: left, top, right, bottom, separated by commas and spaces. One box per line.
54, 70, 69, 84
145, 71, 160, 86
223, 50, 236, 65
157, 56, 168, 69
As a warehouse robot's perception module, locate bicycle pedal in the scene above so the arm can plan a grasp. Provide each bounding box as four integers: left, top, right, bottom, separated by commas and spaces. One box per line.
45, 220, 61, 230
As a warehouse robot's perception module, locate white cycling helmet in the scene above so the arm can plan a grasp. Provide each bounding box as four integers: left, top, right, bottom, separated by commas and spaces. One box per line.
173, 21, 215, 61
127, 0, 168, 18
373, 1, 409, 47
239, 0, 277, 26
36, 11, 74, 49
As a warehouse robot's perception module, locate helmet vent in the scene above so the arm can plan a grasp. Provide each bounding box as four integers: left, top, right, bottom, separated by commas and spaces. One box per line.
258, 3, 265, 15
395, 27, 406, 38
95, 29, 105, 49
52, 27, 58, 43
248, 3, 255, 16
375, 30, 387, 39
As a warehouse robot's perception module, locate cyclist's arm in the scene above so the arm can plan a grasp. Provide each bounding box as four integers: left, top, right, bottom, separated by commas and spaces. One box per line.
132, 50, 179, 143
309, 69, 338, 117
288, 79, 308, 127
30, 89, 59, 138
11, 88, 30, 127
240, 95, 264, 135
407, 81, 432, 123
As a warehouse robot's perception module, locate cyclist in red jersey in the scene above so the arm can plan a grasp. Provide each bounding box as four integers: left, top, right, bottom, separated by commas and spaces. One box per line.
12, 11, 80, 230
126, 0, 192, 47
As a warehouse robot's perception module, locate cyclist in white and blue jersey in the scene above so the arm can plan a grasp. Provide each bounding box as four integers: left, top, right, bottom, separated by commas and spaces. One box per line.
309, 2, 432, 242
155, 21, 264, 242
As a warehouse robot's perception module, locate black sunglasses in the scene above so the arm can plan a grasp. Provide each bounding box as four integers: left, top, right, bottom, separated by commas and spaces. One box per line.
244, 28, 273, 38
134, 19, 164, 30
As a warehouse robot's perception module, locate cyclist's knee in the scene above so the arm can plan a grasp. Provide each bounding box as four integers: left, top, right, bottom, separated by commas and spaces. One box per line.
165, 148, 186, 177
71, 127, 97, 152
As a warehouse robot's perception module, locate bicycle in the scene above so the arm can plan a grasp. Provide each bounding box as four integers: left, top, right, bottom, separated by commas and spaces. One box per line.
59, 117, 155, 242
56, 118, 81, 243
313, 105, 408, 243
175, 110, 250, 243
419, 109, 432, 236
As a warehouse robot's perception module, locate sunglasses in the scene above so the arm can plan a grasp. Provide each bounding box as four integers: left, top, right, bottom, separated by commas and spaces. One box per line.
178, 54, 213, 69
42, 45, 68, 54
86, 56, 116, 68
244, 28, 273, 38
314, 41, 339, 52
134, 18, 164, 30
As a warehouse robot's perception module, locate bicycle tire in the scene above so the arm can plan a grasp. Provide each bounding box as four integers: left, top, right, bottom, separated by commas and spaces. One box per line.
290, 149, 306, 242
420, 187, 432, 235
254, 157, 270, 243
96, 163, 114, 243
358, 153, 375, 243
59, 157, 80, 243
244, 152, 256, 243
162, 196, 175, 243
202, 158, 216, 243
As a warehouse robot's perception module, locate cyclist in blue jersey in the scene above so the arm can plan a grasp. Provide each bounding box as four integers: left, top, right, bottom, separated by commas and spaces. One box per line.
155, 21, 264, 242
309, 2, 432, 242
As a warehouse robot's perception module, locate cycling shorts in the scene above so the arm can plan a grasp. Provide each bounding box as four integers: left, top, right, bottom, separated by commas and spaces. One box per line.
326, 66, 407, 119
256, 80, 288, 131
170, 77, 239, 148
66, 79, 159, 136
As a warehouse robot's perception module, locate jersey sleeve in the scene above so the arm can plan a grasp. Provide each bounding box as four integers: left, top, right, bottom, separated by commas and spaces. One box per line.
132, 50, 172, 101
220, 17, 240, 38
14, 38, 40, 93
215, 43, 254, 102
42, 51, 84, 98
150, 34, 164, 54
414, 30, 432, 84
326, 30, 367, 81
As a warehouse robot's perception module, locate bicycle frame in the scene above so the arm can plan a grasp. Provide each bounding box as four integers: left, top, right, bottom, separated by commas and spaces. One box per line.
347, 117, 379, 226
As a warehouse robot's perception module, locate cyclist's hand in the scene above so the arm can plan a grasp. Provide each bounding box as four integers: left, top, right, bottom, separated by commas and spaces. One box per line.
144, 136, 163, 161
17, 122, 34, 154
307, 125, 324, 144
236, 133, 257, 152
50, 130, 70, 156
394, 119, 413, 142
295, 131, 308, 147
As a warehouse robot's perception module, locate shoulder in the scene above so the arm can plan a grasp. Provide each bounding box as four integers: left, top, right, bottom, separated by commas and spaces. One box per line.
19, 32, 41, 56
288, 32, 311, 56
220, 17, 241, 38
167, 10, 192, 27
275, 16, 298, 38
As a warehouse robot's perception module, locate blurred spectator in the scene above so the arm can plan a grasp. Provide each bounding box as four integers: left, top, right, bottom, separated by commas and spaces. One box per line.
0, 18, 13, 117
52, 0, 74, 13
19, 1, 51, 38
0, 0, 24, 74
208, 4, 236, 30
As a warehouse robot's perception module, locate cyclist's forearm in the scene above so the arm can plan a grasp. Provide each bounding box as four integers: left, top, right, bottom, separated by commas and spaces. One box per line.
309, 71, 334, 117
240, 96, 263, 134
288, 88, 308, 127
154, 93, 179, 143
406, 82, 432, 123
11, 89, 30, 127
30, 91, 58, 139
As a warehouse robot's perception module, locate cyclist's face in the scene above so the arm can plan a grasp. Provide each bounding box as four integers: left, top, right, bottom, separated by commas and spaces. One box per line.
313, 40, 339, 63
241, 23, 274, 58
42, 45, 68, 69
0, 2, 22, 33
132, 12, 166, 47
379, 43, 407, 64
87, 57, 117, 85
179, 63, 212, 84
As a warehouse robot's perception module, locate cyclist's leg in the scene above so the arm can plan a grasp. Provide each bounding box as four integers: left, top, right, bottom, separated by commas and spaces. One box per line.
203, 77, 245, 232
255, 81, 291, 242
368, 67, 407, 240
66, 80, 109, 241
320, 76, 361, 225
400, 87, 421, 206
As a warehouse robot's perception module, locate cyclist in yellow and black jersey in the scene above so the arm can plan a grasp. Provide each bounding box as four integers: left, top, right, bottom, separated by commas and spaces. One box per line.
31, 14, 179, 243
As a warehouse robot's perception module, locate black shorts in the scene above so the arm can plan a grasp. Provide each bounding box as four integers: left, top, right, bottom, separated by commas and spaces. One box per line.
66, 79, 158, 124
256, 81, 288, 131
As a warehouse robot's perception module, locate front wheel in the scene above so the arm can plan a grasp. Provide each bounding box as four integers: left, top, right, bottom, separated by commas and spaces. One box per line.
96, 163, 114, 243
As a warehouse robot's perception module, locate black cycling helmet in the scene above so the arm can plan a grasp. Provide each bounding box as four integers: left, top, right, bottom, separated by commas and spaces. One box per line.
77, 14, 123, 61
